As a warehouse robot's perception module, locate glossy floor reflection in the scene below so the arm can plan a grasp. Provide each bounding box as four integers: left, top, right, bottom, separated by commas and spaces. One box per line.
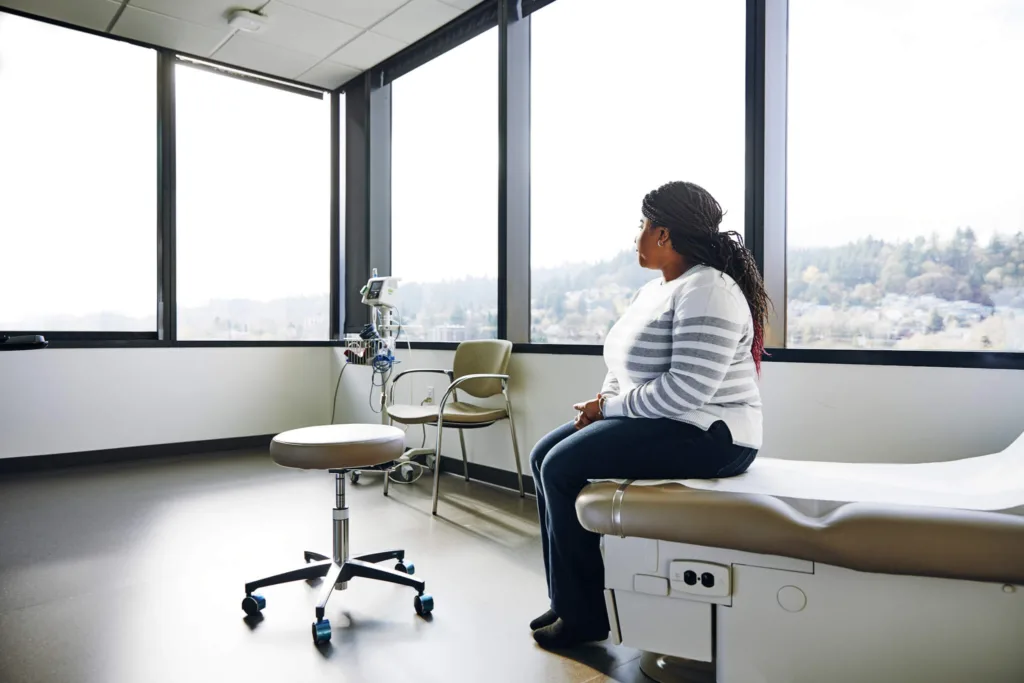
0, 450, 645, 683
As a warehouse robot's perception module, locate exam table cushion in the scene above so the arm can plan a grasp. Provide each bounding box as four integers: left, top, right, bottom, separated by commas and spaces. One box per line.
271, 424, 406, 470
387, 402, 508, 426
577, 482, 1024, 585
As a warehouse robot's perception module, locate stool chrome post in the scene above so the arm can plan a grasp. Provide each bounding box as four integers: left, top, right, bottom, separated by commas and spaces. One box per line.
333, 473, 350, 589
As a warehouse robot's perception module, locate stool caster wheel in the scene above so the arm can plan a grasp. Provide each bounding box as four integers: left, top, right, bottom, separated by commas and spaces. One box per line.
350, 471, 360, 484
414, 593, 434, 617
241, 594, 266, 616
395, 561, 415, 575
312, 618, 331, 645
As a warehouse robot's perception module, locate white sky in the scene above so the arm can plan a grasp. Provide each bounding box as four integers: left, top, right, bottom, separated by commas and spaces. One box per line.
788, 0, 1024, 248
2, 0, 1023, 317
175, 65, 330, 308
0, 17, 156, 322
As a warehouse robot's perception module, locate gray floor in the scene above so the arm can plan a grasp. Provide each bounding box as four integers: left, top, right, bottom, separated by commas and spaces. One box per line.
0, 450, 648, 683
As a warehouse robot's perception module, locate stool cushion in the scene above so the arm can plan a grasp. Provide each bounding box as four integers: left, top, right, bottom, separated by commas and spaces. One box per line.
270, 424, 406, 470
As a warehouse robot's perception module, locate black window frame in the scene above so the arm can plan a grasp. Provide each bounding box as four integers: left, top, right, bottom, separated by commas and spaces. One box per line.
0, 6, 341, 349
6, 1, 1024, 369
373, 0, 1024, 370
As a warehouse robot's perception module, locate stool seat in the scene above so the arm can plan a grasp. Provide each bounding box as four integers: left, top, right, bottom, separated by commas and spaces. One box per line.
271, 424, 406, 470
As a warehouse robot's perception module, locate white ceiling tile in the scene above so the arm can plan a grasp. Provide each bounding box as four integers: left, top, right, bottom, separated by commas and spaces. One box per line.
0, 0, 118, 32
258, 1, 361, 56
127, 0, 237, 29
112, 5, 228, 56
278, 0, 409, 29
213, 33, 322, 79
438, 0, 482, 9
327, 31, 406, 69
301, 61, 362, 89
371, 0, 460, 43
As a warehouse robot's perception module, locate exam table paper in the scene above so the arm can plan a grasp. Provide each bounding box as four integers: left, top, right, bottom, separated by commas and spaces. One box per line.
621, 431, 1024, 512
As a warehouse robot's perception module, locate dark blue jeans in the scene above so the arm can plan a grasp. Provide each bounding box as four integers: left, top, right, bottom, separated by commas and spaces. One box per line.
530, 417, 756, 630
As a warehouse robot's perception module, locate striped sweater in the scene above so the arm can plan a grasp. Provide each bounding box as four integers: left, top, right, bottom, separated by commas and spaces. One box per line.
600, 265, 763, 449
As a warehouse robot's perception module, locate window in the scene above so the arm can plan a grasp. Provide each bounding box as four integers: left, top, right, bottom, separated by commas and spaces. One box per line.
530, 0, 747, 344
175, 64, 332, 340
0, 13, 156, 332
391, 28, 499, 343
787, 0, 1024, 352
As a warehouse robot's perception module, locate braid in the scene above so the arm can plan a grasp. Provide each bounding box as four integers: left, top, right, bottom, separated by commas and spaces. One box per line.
641, 181, 772, 374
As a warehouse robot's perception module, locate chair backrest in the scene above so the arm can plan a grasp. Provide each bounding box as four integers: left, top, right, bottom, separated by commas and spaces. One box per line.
452, 339, 513, 398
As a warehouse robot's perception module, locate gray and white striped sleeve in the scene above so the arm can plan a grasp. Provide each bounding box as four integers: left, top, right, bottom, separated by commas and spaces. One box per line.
602, 285, 747, 420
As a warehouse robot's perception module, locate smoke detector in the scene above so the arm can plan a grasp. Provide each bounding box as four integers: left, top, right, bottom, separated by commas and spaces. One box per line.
227, 9, 270, 33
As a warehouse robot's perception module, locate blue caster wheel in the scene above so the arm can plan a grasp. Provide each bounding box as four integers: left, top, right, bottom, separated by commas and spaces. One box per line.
395, 561, 415, 575
311, 618, 331, 644
414, 593, 434, 617
241, 594, 265, 616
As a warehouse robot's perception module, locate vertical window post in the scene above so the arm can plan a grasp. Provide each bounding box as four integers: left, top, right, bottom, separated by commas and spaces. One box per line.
499, 0, 531, 343
369, 80, 392, 280
762, 0, 788, 347
330, 90, 343, 340
344, 74, 391, 334
157, 50, 177, 342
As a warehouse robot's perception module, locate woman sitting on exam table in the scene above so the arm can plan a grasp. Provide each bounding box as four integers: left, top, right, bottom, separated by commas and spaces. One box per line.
529, 181, 768, 649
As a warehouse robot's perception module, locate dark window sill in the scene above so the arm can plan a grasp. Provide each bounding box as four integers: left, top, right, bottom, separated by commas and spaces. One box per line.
22, 339, 340, 349
763, 347, 1024, 370
508, 343, 1024, 369
13, 338, 1023, 369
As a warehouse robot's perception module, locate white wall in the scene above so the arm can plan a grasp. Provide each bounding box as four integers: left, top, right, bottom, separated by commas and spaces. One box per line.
333, 347, 1024, 469
0, 347, 333, 459
4, 345, 1020, 466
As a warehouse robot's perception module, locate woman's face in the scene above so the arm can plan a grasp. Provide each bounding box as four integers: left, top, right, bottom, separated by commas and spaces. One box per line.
635, 218, 665, 270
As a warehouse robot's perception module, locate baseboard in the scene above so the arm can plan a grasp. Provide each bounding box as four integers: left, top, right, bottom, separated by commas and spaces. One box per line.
437, 455, 536, 496
0, 434, 275, 475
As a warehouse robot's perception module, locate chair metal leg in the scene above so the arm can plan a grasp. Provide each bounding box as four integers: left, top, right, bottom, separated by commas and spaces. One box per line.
505, 392, 525, 498
314, 562, 345, 621
458, 429, 470, 481
383, 417, 395, 497
431, 418, 445, 515
304, 550, 329, 563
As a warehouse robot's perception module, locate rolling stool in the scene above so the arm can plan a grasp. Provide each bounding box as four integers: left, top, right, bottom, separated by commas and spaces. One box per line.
240, 424, 433, 645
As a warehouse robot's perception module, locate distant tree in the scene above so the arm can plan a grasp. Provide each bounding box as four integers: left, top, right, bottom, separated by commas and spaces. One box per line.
928, 310, 945, 334
450, 306, 466, 325
552, 294, 565, 321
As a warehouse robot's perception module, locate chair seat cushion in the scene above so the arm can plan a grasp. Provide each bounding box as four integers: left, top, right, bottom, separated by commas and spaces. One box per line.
388, 402, 507, 425
271, 424, 405, 470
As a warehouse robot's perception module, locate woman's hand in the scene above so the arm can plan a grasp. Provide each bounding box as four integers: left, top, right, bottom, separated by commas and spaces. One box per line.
573, 394, 604, 430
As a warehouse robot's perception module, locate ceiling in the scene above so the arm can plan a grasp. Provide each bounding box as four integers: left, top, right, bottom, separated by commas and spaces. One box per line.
0, 0, 483, 89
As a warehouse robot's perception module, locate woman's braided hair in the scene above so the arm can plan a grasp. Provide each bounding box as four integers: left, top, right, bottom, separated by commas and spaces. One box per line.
641, 181, 770, 373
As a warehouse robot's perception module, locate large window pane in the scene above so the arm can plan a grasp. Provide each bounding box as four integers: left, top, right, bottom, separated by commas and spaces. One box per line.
175, 65, 332, 340
530, 0, 746, 344
0, 13, 156, 331
391, 29, 499, 342
787, 0, 1024, 352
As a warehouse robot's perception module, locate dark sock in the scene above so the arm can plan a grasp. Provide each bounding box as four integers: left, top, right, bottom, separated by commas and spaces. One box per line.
532, 618, 609, 650
530, 609, 558, 631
